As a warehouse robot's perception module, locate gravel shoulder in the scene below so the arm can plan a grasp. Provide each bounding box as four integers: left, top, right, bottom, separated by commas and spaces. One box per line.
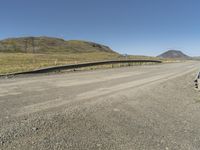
0, 62, 200, 150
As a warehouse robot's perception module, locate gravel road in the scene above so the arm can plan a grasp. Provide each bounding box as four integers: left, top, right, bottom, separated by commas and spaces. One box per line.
0, 61, 200, 150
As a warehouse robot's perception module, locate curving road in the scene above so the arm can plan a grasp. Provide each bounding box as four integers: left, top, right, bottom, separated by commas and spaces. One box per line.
0, 61, 200, 150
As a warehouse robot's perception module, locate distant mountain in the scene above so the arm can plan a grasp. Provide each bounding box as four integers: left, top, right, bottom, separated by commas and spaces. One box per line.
0, 36, 118, 54
157, 50, 190, 59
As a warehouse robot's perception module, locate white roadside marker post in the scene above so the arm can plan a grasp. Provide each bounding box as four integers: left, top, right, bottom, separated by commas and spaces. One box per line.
195, 72, 200, 89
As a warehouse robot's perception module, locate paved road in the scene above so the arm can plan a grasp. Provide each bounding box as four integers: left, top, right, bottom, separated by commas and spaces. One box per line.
0, 61, 200, 150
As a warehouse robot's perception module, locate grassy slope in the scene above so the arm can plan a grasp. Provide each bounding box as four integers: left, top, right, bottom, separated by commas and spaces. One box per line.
0, 52, 121, 74
0, 37, 165, 74
0, 37, 121, 74
0, 52, 165, 74
0, 37, 116, 53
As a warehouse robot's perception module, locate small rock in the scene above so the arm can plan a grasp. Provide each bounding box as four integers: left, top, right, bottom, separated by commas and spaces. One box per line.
160, 139, 165, 143
113, 108, 120, 112
32, 127, 39, 131
0, 141, 4, 145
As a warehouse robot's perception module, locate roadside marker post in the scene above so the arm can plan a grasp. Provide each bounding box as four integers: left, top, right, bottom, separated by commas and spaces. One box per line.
195, 72, 200, 89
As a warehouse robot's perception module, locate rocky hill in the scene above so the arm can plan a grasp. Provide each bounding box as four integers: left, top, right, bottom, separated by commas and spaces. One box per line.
0, 36, 118, 54
157, 50, 190, 59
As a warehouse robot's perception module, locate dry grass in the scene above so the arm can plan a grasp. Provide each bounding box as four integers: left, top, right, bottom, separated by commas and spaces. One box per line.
0, 52, 121, 74
0, 52, 167, 74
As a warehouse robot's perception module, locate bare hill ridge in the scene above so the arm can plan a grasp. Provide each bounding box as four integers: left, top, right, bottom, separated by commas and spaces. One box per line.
0, 36, 117, 54
158, 50, 190, 59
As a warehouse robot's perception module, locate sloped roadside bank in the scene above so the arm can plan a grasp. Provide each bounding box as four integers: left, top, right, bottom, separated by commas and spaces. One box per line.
0, 59, 162, 78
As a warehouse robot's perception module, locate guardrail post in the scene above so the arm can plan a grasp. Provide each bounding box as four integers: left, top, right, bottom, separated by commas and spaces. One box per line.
195, 72, 200, 89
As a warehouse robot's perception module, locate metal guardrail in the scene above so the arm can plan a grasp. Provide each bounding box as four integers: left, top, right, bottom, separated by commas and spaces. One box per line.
0, 59, 162, 77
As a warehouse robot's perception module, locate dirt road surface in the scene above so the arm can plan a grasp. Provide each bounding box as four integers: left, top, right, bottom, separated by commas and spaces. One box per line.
1, 61, 200, 150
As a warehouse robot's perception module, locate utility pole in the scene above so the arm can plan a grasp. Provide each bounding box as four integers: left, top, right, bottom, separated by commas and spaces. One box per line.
31, 37, 35, 53
24, 39, 28, 53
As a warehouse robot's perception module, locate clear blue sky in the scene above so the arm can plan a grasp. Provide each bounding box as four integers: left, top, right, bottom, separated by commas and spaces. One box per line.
0, 0, 200, 56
